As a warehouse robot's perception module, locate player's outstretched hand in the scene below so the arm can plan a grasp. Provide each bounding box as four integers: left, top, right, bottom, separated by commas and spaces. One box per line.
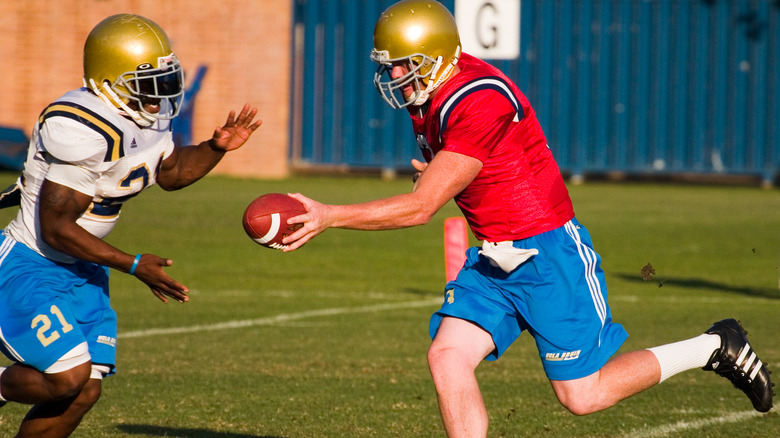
210, 104, 263, 152
281, 193, 332, 252
131, 254, 190, 304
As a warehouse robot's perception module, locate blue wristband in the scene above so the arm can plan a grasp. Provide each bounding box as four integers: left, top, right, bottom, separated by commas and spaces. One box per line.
129, 254, 141, 276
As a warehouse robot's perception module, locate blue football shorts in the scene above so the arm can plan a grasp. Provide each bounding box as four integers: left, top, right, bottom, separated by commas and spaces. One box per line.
0, 233, 117, 375
429, 218, 628, 381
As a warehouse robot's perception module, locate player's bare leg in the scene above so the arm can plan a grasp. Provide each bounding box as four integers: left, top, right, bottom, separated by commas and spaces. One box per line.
428, 317, 495, 438
17, 378, 101, 438
550, 320, 773, 415
550, 350, 661, 415
1, 363, 91, 404
0, 362, 100, 438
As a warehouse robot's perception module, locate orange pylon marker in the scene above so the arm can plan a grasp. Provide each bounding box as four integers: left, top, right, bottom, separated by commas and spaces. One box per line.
444, 217, 468, 283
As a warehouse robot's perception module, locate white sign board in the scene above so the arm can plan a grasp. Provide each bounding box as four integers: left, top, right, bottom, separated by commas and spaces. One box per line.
455, 0, 520, 60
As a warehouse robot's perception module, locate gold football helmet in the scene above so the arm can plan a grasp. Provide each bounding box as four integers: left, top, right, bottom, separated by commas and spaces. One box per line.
83, 14, 184, 126
370, 0, 461, 109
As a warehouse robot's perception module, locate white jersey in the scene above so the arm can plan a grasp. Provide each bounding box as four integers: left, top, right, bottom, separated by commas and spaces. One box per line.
4, 88, 176, 263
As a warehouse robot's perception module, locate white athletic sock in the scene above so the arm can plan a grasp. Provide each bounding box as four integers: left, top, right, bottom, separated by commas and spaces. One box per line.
647, 333, 722, 382
0, 366, 6, 401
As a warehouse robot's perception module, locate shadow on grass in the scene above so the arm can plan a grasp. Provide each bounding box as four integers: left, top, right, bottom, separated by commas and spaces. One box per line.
116, 424, 285, 438
615, 273, 780, 300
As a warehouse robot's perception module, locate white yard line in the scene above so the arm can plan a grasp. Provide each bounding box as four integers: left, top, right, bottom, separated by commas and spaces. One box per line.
121, 297, 770, 436
120, 298, 441, 339
623, 410, 762, 438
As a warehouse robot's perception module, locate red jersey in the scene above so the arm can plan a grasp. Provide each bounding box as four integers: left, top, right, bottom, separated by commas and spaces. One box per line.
411, 53, 574, 241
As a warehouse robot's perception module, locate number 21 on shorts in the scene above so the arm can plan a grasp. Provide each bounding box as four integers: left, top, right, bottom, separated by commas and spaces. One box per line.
32, 305, 74, 347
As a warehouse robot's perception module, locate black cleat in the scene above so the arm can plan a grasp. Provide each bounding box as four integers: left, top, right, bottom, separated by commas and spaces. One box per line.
703, 318, 774, 412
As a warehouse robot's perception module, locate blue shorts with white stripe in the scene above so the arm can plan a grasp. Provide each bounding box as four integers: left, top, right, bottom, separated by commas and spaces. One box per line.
429, 217, 628, 381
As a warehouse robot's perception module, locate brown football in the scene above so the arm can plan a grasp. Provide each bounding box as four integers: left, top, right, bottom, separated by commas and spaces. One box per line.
242, 193, 306, 249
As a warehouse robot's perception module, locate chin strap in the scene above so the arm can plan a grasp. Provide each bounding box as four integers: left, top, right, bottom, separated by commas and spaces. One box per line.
413, 46, 461, 106
87, 79, 155, 127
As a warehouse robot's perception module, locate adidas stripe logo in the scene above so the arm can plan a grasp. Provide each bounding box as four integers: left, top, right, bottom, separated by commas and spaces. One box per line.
737, 344, 763, 383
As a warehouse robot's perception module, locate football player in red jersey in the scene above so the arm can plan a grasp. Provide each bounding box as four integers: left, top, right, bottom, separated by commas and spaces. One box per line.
282, 1, 773, 436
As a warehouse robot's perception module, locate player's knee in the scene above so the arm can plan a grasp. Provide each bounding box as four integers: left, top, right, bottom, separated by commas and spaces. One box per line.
427, 343, 452, 372
553, 382, 608, 415
553, 387, 604, 416
557, 396, 598, 416
75, 378, 102, 408
427, 343, 473, 380
45, 363, 92, 400
427, 347, 454, 391
427, 344, 450, 375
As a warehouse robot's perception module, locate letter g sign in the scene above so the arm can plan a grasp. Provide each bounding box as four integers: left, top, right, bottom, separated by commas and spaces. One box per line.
455, 0, 520, 60
476, 2, 499, 50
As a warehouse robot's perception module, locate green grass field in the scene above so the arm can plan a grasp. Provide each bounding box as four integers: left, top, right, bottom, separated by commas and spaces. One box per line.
0, 171, 777, 437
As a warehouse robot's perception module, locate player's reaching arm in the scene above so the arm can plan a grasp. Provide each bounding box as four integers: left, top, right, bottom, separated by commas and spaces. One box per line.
156, 104, 261, 191
282, 150, 482, 251
38, 179, 190, 303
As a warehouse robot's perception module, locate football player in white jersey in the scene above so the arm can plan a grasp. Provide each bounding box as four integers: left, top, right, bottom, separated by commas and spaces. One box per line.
0, 14, 261, 437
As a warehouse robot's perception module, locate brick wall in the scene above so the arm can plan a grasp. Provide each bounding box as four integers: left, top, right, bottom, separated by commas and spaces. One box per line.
0, 0, 292, 178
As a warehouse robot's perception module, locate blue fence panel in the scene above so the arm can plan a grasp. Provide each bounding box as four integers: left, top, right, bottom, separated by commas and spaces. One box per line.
0, 126, 27, 171
291, 0, 779, 182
